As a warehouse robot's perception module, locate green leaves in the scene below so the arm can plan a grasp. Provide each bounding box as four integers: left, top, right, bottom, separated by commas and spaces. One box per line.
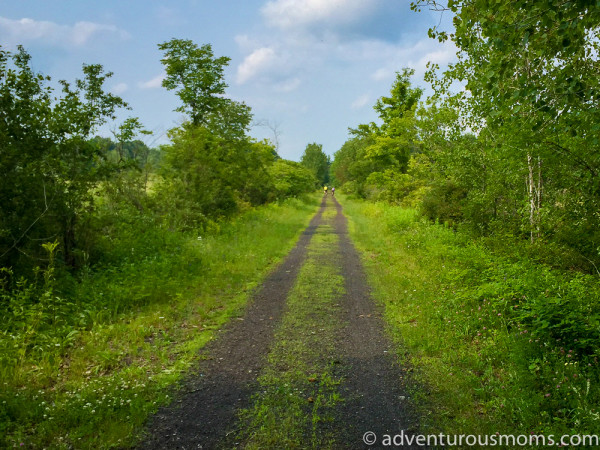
0, 46, 131, 268
158, 39, 231, 127
300, 143, 330, 187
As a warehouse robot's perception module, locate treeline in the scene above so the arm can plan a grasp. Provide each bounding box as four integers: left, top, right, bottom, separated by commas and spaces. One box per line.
332, 0, 600, 271
0, 40, 315, 369
1, 40, 316, 270
330, 1, 600, 436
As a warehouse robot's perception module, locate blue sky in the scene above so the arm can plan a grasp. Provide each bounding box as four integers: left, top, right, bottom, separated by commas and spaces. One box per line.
0, 0, 456, 161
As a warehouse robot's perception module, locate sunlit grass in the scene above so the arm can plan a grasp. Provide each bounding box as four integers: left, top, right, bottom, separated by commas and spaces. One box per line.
0, 194, 321, 449
339, 193, 600, 438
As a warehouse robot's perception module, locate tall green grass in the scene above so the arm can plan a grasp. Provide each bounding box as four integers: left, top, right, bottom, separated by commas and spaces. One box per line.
340, 194, 600, 438
0, 194, 321, 448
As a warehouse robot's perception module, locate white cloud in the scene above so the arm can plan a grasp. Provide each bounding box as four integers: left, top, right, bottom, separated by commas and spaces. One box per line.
0, 16, 129, 47
111, 82, 129, 95
274, 77, 301, 92
371, 67, 393, 82
261, 0, 377, 30
138, 74, 165, 89
337, 37, 458, 82
236, 47, 277, 84
351, 94, 370, 110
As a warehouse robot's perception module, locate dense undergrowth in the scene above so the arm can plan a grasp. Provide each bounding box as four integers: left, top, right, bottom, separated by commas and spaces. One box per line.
341, 194, 600, 439
0, 194, 320, 448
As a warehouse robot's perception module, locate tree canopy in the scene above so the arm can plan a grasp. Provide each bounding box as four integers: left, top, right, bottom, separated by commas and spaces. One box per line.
300, 143, 330, 187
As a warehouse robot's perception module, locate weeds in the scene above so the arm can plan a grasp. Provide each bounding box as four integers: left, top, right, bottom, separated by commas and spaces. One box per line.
0, 194, 320, 448
341, 194, 600, 437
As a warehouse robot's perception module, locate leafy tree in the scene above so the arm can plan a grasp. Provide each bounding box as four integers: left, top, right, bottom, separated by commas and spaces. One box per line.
0, 46, 129, 268
268, 160, 317, 199
337, 69, 422, 200
374, 68, 423, 131
156, 126, 278, 229
409, 0, 600, 257
300, 143, 330, 187
158, 39, 231, 127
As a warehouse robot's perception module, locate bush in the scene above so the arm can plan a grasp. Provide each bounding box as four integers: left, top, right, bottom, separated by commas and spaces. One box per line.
421, 180, 468, 226
268, 160, 317, 200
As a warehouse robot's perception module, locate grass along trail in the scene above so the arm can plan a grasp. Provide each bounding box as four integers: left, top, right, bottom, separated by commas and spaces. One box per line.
140, 198, 327, 449
0, 196, 321, 449
140, 195, 419, 448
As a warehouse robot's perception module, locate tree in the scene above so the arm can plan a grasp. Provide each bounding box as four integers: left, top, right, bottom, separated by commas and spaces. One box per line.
374, 68, 423, 131
409, 0, 600, 260
158, 39, 231, 127
268, 160, 316, 199
0, 46, 129, 268
336, 69, 422, 200
300, 143, 330, 187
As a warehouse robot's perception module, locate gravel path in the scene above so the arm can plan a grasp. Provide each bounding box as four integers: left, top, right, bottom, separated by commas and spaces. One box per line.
139, 196, 420, 449
139, 198, 327, 449
331, 196, 420, 449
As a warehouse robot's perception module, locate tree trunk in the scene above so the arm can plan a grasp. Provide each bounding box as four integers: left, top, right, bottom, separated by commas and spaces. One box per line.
526, 153, 542, 243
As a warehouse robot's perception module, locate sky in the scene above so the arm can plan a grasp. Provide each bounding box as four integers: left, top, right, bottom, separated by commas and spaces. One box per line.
0, 0, 457, 161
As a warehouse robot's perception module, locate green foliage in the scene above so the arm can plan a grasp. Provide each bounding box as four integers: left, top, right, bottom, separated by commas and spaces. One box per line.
373, 68, 423, 132
0, 46, 130, 269
400, 0, 600, 262
336, 69, 422, 201
0, 194, 321, 448
268, 159, 317, 199
300, 142, 330, 187
158, 39, 230, 126
420, 179, 467, 226
155, 126, 277, 230
343, 196, 600, 438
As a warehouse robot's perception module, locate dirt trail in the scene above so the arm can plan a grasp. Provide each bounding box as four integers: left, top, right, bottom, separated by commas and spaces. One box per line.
331, 195, 419, 448
140, 198, 327, 449
139, 196, 419, 449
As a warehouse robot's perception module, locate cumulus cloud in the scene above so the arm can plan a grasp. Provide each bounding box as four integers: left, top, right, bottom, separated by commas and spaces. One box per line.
261, 0, 378, 30
236, 47, 277, 84
111, 82, 129, 95
337, 37, 458, 82
351, 93, 371, 110
274, 77, 301, 92
138, 74, 165, 89
0, 16, 129, 48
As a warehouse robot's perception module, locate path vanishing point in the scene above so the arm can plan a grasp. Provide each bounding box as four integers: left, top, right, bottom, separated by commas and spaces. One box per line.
140, 196, 421, 449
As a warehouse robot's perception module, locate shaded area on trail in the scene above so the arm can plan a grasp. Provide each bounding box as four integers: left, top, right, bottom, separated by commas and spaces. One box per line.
139, 198, 327, 449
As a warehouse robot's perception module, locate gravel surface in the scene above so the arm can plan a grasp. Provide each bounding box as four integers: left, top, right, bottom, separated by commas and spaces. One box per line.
139, 196, 421, 449
331, 196, 421, 449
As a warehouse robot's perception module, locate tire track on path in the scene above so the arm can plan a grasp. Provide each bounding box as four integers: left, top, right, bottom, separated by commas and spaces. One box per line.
332, 196, 421, 449
139, 197, 327, 449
